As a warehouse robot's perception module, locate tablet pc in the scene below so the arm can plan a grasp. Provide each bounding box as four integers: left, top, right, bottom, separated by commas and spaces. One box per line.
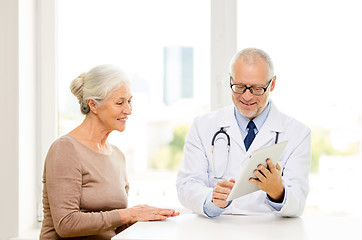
226, 141, 288, 201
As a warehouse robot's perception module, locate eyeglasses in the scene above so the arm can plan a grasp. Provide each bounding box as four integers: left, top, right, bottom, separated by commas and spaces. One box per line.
230, 77, 273, 96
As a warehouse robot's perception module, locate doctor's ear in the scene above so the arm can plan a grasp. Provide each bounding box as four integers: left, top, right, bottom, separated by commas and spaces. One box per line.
270, 76, 276, 92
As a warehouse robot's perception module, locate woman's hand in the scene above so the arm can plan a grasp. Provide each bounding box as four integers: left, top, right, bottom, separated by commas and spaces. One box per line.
119, 205, 180, 224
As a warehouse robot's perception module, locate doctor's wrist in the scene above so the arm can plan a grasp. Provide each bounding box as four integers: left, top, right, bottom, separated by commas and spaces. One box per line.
267, 187, 285, 203
222, 200, 232, 209
211, 199, 232, 209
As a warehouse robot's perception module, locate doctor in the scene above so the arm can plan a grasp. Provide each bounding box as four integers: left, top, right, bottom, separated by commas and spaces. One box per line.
176, 48, 311, 217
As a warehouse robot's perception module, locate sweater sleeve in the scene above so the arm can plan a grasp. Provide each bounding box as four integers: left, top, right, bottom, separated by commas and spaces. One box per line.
44, 139, 125, 238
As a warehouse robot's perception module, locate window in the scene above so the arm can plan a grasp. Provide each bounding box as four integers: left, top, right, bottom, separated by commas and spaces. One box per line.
54, 0, 362, 218
237, 0, 362, 216
58, 0, 210, 209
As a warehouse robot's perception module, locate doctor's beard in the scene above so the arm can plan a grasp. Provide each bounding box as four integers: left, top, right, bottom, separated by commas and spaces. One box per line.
235, 95, 270, 120
239, 107, 259, 119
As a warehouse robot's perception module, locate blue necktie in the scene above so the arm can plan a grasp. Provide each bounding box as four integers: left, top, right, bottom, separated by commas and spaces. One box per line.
244, 121, 256, 151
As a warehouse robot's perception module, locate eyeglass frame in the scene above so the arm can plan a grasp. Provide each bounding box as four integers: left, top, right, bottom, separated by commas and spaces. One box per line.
229, 76, 273, 95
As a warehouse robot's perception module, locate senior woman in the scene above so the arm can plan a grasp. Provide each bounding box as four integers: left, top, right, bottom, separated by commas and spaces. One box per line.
40, 65, 179, 239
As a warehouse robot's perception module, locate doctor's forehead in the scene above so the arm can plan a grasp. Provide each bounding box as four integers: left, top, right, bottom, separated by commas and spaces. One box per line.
235, 56, 269, 70
232, 61, 269, 83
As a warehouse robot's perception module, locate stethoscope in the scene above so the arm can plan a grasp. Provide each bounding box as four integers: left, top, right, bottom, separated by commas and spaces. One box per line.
211, 127, 280, 179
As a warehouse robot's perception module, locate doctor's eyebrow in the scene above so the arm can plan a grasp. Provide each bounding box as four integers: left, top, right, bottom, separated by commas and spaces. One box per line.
233, 82, 266, 88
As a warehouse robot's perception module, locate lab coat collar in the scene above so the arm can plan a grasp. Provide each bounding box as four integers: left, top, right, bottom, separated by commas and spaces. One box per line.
217, 101, 285, 152
263, 101, 285, 133
217, 106, 244, 149
248, 102, 285, 153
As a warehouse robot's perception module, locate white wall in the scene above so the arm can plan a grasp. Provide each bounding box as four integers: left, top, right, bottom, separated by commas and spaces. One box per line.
0, 0, 20, 238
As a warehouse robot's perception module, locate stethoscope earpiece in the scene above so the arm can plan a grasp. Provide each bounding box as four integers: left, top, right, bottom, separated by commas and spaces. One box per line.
211, 127, 231, 148
211, 127, 231, 179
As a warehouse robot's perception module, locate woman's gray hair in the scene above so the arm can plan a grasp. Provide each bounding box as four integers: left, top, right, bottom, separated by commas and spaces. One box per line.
70, 64, 131, 115
229, 48, 274, 80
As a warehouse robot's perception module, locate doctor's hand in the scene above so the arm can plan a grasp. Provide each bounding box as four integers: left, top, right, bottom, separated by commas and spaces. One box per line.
249, 159, 285, 203
212, 179, 235, 208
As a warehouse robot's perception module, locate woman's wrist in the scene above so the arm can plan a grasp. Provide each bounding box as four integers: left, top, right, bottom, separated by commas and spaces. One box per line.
118, 208, 134, 224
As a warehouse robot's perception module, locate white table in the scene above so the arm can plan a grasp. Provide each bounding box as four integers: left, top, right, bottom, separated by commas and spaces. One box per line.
113, 213, 360, 240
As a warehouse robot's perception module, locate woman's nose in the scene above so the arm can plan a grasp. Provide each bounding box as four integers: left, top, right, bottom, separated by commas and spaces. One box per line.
123, 103, 132, 115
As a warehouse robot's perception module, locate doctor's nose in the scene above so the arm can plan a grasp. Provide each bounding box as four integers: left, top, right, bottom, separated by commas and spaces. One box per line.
242, 88, 254, 101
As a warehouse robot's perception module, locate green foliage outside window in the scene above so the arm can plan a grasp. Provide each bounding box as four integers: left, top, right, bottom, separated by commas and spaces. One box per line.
311, 128, 360, 172
151, 124, 190, 170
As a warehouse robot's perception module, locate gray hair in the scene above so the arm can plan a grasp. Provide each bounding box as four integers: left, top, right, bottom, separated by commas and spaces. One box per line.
70, 64, 131, 115
229, 48, 274, 80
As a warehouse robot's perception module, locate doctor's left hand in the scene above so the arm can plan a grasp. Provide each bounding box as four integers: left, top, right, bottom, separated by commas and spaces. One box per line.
249, 159, 285, 203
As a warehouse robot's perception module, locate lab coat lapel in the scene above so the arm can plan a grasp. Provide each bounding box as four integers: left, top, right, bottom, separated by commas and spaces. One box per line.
247, 102, 284, 153
217, 106, 245, 150
247, 127, 275, 153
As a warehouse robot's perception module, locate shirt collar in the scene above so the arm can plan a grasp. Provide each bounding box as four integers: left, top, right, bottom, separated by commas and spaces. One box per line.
234, 100, 272, 133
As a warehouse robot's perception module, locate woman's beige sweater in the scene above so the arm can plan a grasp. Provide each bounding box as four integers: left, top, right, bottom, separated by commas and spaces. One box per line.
40, 135, 130, 239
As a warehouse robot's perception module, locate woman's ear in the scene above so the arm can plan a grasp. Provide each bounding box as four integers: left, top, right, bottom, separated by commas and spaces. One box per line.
88, 99, 98, 114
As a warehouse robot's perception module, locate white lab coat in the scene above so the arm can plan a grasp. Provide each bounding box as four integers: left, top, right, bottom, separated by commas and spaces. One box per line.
176, 101, 311, 217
